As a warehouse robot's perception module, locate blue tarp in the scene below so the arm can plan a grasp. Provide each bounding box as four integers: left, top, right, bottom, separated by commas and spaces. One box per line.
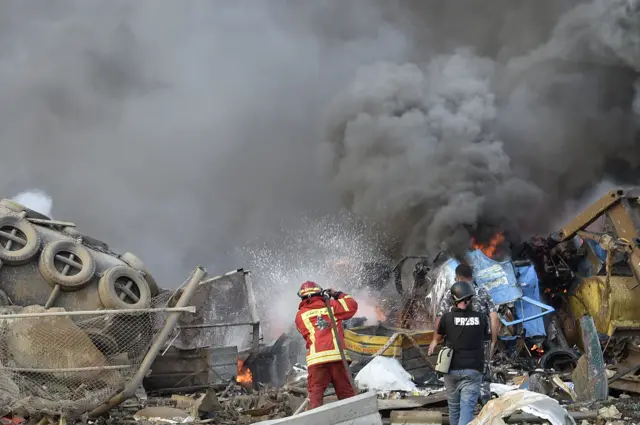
514, 263, 547, 337
442, 250, 547, 337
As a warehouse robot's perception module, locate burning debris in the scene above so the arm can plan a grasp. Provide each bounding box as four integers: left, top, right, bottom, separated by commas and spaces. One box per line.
237, 360, 253, 388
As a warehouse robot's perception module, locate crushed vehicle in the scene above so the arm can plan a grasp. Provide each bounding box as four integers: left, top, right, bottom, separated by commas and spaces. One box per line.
337, 188, 640, 395
424, 188, 640, 393
518, 188, 640, 393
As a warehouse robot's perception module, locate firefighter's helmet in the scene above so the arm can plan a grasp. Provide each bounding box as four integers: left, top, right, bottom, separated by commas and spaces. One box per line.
298, 281, 323, 299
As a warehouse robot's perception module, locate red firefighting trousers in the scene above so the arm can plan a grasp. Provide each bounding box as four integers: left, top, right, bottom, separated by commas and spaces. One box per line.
307, 361, 355, 409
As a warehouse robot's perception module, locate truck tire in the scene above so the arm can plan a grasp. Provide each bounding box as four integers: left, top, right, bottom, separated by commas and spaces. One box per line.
120, 252, 160, 296
85, 328, 120, 356
0, 215, 41, 265
62, 227, 109, 250
0, 199, 50, 220
98, 265, 151, 310
38, 240, 97, 291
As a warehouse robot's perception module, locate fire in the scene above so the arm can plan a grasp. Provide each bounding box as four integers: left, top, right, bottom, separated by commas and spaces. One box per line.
375, 306, 386, 322
472, 232, 505, 258
530, 344, 545, 355
236, 359, 253, 386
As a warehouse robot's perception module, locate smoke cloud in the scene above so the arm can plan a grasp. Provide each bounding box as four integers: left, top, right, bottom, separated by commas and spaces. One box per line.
325, 0, 640, 257
0, 0, 409, 285
3, 0, 640, 300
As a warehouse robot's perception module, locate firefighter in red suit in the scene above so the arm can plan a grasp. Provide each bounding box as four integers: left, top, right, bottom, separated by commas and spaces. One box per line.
295, 281, 358, 409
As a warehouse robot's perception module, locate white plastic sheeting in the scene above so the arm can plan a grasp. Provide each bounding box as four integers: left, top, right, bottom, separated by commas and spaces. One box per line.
354, 356, 417, 392
469, 389, 576, 425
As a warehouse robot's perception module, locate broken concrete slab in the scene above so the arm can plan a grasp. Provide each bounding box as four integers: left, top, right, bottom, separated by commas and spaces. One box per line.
133, 406, 194, 423
251, 391, 382, 425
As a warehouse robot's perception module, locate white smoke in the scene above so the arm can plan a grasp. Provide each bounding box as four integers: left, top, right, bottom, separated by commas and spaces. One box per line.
11, 189, 53, 218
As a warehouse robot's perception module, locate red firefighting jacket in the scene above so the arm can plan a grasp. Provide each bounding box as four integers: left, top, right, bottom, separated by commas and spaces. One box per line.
295, 292, 358, 367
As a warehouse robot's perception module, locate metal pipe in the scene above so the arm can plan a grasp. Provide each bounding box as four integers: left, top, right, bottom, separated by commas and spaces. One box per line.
177, 321, 257, 329
44, 284, 61, 309
26, 218, 77, 227
1, 365, 130, 373
322, 294, 358, 394
0, 306, 196, 319
245, 273, 261, 351
88, 266, 207, 417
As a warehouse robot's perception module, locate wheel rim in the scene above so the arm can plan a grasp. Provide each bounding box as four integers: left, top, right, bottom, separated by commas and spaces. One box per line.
0, 225, 28, 252
114, 276, 142, 304
53, 250, 85, 278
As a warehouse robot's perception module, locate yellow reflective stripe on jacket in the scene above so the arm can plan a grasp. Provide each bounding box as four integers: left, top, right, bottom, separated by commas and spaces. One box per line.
307, 351, 347, 366
300, 306, 347, 366
338, 298, 349, 311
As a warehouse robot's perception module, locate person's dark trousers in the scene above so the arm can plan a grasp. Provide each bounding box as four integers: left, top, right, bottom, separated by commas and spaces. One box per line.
444, 369, 482, 425
307, 361, 355, 409
480, 341, 492, 405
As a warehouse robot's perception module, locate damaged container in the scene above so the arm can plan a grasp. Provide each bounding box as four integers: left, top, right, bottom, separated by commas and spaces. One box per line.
344, 324, 434, 381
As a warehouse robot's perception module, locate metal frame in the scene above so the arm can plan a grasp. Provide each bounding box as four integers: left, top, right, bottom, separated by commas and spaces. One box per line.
175, 268, 261, 353
497, 295, 555, 327
177, 321, 261, 353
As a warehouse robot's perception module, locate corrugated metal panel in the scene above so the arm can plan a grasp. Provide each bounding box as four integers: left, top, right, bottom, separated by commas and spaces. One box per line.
144, 346, 238, 391
173, 270, 259, 351
211, 346, 238, 383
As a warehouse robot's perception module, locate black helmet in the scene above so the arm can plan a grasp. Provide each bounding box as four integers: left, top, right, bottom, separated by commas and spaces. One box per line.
450, 281, 475, 303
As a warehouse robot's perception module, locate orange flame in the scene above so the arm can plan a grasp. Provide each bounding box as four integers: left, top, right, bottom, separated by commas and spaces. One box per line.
530, 344, 545, 355
472, 232, 505, 258
376, 306, 386, 322
236, 359, 253, 386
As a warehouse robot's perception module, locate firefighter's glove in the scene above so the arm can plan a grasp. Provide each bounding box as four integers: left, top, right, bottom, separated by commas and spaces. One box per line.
323, 288, 342, 299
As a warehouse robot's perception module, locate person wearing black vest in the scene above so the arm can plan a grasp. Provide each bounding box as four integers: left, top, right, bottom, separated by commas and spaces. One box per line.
428, 281, 489, 425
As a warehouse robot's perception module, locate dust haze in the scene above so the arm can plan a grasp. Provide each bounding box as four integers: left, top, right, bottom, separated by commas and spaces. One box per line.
3, 0, 640, 290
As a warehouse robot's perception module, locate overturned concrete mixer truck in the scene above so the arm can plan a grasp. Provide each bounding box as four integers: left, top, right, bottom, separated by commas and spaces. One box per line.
0, 198, 160, 311
0, 197, 164, 366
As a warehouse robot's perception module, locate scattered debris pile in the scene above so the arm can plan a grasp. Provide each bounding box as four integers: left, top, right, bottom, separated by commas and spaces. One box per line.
3, 190, 640, 425
108, 385, 304, 425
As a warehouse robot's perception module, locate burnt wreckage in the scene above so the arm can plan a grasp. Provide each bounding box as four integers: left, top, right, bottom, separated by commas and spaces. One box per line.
350, 189, 640, 393
518, 188, 640, 392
